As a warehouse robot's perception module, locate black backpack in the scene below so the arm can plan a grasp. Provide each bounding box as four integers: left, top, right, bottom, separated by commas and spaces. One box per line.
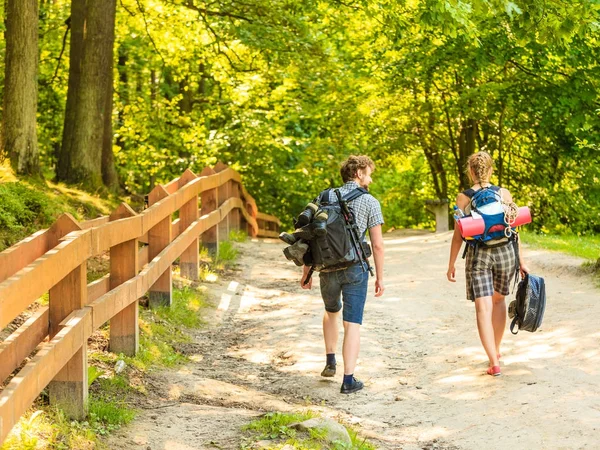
309, 188, 371, 273
508, 274, 546, 334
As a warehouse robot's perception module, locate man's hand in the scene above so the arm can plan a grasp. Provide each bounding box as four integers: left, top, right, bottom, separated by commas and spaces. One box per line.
301, 266, 312, 289
375, 279, 384, 297
447, 266, 456, 282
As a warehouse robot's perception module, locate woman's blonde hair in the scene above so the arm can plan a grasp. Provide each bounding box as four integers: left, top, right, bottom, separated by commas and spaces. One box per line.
466, 151, 493, 184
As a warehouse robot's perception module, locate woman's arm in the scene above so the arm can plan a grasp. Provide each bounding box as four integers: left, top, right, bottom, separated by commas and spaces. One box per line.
447, 193, 470, 282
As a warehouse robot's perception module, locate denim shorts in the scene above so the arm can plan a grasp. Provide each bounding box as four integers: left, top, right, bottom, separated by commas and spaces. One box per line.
319, 263, 369, 324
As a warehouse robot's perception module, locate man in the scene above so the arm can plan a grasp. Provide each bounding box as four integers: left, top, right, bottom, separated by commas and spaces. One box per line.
301, 155, 385, 394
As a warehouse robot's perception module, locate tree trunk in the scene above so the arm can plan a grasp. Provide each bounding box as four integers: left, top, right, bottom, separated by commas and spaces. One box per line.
178, 78, 193, 113
420, 96, 448, 199
101, 4, 119, 191
115, 45, 128, 152
1, 0, 40, 175
457, 118, 478, 190
57, 0, 117, 190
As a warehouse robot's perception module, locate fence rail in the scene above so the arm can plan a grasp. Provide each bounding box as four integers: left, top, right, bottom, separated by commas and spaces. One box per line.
0, 164, 280, 443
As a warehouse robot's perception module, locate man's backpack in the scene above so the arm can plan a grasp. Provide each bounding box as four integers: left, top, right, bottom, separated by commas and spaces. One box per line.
309, 188, 370, 273
463, 185, 510, 245
508, 274, 546, 334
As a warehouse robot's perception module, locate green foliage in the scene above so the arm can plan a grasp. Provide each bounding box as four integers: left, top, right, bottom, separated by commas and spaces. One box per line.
0, 183, 53, 246
244, 411, 314, 438
1, 285, 207, 448
242, 411, 376, 450
3, 0, 599, 238
229, 229, 248, 243
0, 180, 116, 251
88, 376, 136, 436
153, 286, 206, 328
0, 375, 135, 450
520, 231, 600, 262
127, 286, 208, 369
215, 241, 238, 267
87, 366, 104, 387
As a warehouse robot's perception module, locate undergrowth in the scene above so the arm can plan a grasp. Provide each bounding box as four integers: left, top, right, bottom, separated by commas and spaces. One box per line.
241, 411, 377, 450
0, 178, 120, 252
520, 231, 600, 263
1, 283, 211, 450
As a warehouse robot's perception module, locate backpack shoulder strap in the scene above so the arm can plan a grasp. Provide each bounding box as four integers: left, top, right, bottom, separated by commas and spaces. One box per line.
464, 186, 501, 198
342, 187, 369, 202
319, 189, 333, 205
463, 188, 476, 198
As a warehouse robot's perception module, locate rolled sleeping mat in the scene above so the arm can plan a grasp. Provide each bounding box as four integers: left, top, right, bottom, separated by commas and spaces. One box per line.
457, 206, 531, 238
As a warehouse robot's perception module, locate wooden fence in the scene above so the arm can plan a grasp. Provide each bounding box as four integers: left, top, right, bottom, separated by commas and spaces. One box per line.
0, 164, 280, 444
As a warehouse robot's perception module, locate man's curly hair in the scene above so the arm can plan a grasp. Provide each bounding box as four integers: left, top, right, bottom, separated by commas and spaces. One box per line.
340, 155, 375, 183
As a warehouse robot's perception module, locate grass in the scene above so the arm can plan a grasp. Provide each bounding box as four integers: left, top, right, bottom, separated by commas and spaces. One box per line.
0, 376, 136, 450
215, 240, 238, 267
229, 229, 248, 243
0, 168, 120, 252
1, 285, 209, 450
0, 167, 247, 448
126, 285, 207, 371
242, 411, 377, 450
520, 231, 600, 262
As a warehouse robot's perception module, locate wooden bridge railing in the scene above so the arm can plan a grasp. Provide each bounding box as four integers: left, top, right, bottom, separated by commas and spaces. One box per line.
0, 164, 280, 443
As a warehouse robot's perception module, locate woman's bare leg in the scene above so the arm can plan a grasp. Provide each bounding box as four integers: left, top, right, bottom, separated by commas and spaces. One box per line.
475, 296, 500, 367
492, 291, 507, 359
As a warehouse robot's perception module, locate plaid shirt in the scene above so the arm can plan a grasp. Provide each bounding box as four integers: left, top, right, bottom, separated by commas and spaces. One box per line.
322, 181, 384, 238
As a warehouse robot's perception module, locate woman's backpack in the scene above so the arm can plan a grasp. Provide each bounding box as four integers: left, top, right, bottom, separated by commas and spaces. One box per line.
508, 274, 546, 334
463, 186, 509, 245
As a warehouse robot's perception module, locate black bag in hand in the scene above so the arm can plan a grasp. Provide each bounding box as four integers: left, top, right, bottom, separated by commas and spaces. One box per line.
508, 274, 546, 334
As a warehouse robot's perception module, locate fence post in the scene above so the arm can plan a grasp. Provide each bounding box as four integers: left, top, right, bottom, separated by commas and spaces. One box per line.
48, 214, 88, 420
108, 203, 139, 355
230, 176, 241, 233
178, 169, 199, 280
200, 166, 219, 255
214, 162, 230, 241
148, 185, 172, 308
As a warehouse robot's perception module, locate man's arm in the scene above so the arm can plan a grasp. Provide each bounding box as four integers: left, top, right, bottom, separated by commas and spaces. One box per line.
369, 224, 385, 297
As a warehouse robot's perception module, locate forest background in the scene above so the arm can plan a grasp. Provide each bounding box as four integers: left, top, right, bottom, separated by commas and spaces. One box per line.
1, 0, 599, 239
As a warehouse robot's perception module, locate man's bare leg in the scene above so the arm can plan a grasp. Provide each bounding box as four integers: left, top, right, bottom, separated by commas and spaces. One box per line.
342, 321, 360, 376
323, 310, 340, 354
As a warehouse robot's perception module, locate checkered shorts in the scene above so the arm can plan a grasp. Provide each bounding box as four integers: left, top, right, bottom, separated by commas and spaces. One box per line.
465, 242, 517, 301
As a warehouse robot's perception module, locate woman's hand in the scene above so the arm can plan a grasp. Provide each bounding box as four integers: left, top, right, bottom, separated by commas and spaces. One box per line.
519, 262, 530, 279
447, 266, 456, 282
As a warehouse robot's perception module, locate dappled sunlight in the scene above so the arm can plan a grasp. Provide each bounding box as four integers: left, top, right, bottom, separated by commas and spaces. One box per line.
181, 233, 600, 449
160, 442, 201, 450
417, 426, 454, 442
0, 161, 17, 182
168, 384, 183, 399
217, 293, 232, 311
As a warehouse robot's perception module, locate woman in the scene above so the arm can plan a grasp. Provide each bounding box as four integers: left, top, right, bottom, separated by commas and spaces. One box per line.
447, 151, 529, 376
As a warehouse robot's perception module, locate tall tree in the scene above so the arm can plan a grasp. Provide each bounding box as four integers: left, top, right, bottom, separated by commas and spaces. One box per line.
1, 0, 40, 175
57, 0, 117, 190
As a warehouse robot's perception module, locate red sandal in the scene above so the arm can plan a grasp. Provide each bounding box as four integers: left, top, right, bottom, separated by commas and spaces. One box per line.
487, 365, 501, 376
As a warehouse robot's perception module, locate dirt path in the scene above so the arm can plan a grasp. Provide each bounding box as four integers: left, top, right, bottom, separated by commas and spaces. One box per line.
107, 231, 600, 450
